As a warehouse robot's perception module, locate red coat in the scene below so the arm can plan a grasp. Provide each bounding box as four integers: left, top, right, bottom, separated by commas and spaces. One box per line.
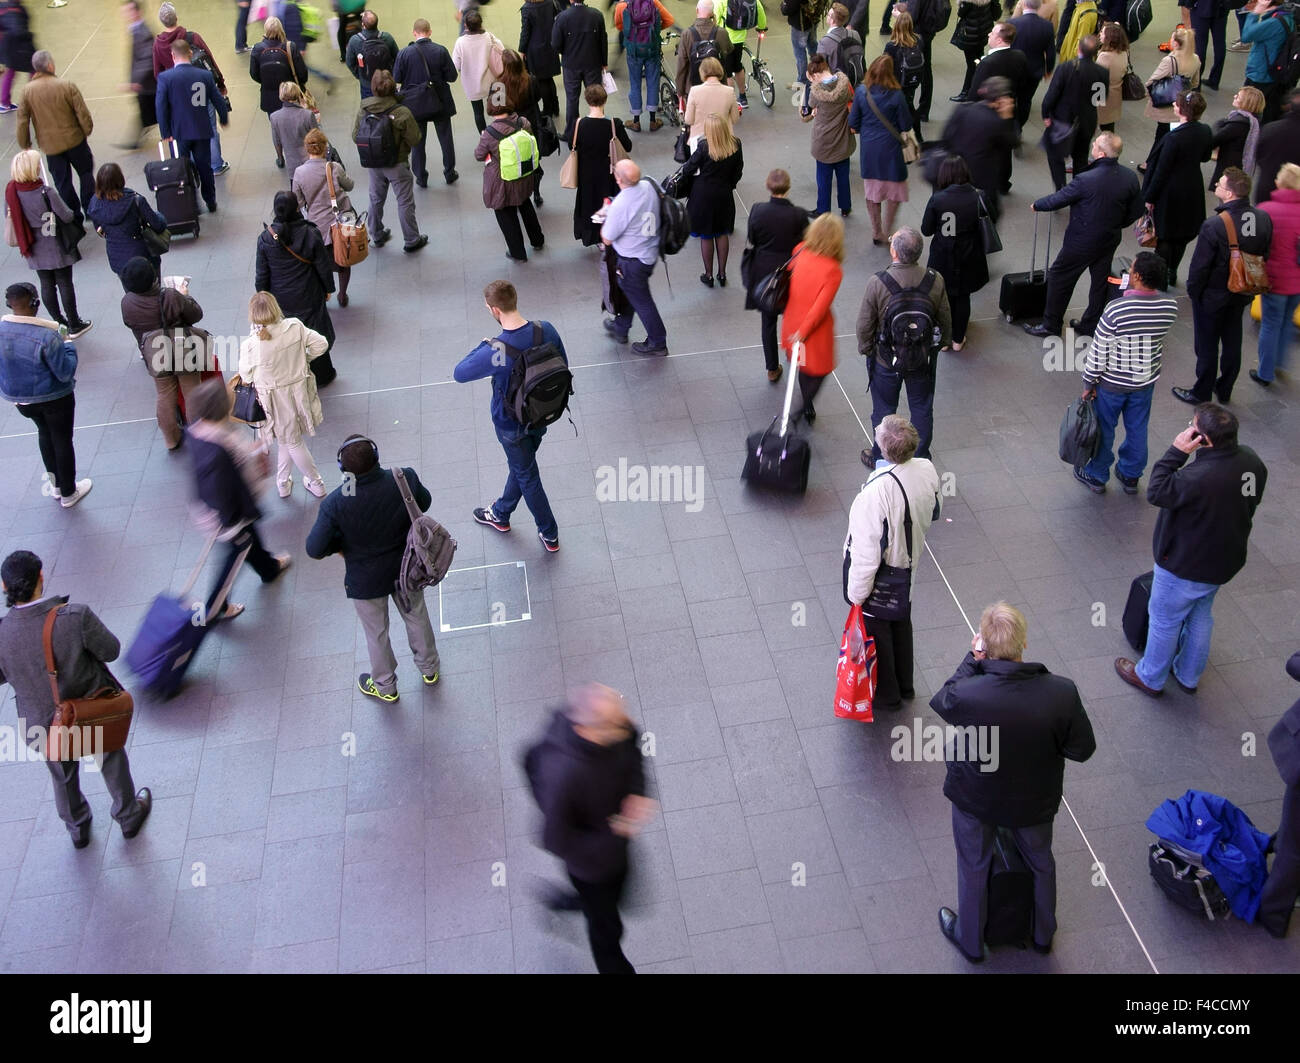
780, 244, 842, 377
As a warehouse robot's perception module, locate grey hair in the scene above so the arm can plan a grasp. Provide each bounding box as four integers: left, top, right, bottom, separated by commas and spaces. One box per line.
1022, 0, 1040, 9
890, 226, 923, 265
158, 2, 177, 26
31, 51, 54, 74
875, 415, 920, 464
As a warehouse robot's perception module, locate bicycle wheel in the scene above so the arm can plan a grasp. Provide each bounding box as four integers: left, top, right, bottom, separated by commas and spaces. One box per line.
757, 64, 775, 108
659, 76, 681, 126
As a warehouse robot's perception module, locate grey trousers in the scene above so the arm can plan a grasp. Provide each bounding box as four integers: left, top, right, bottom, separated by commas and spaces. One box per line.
951, 804, 1057, 957
353, 591, 440, 695
368, 162, 420, 245
45, 749, 145, 838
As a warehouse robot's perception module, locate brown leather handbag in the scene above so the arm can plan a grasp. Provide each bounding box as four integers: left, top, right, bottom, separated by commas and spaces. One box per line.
326, 163, 369, 268
43, 608, 134, 762
1221, 212, 1270, 296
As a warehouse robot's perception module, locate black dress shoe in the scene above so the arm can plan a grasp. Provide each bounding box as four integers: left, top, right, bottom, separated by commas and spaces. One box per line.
1022, 322, 1057, 338
1170, 386, 1202, 405
120, 788, 152, 839
938, 907, 984, 963
1068, 318, 1094, 336
1032, 938, 1053, 955
445, 170, 459, 185
72, 821, 92, 849
1249, 370, 1271, 387
949, 93, 968, 102
415, 173, 428, 188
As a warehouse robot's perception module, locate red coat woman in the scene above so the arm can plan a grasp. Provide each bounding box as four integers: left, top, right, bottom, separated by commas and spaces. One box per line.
780, 213, 845, 424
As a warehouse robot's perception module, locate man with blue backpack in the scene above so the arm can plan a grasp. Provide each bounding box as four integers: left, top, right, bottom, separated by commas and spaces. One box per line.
614, 0, 676, 130
715, 0, 767, 108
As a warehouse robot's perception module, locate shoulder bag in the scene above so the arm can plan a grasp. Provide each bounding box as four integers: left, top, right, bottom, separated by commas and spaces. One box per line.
863, 87, 920, 164
287, 42, 318, 113
401, 42, 442, 120
673, 125, 691, 164
609, 120, 631, 174
136, 195, 171, 256
325, 163, 369, 266
229, 366, 267, 424
1147, 55, 1189, 110
41, 188, 85, 257
42, 607, 134, 762
1221, 211, 1270, 296
976, 190, 1001, 254
140, 287, 213, 378
861, 469, 915, 622
1121, 56, 1145, 101
559, 117, 580, 189
752, 248, 802, 315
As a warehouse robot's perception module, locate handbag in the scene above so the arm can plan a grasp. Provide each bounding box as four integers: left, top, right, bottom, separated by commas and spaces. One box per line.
673, 127, 690, 164
1058, 394, 1101, 467
400, 41, 442, 121
4, 207, 15, 248
861, 470, 914, 622
140, 288, 212, 377
602, 69, 618, 95
752, 248, 801, 315
862, 87, 918, 164
740, 244, 756, 290
41, 188, 85, 257
1121, 58, 1145, 102
42, 607, 134, 762
662, 166, 694, 199
976, 191, 1001, 254
834, 603, 877, 722
1221, 211, 1270, 296
559, 118, 580, 189
609, 126, 630, 174
229, 374, 267, 425
1133, 209, 1157, 248
136, 195, 171, 256
325, 163, 369, 267
1147, 55, 1190, 110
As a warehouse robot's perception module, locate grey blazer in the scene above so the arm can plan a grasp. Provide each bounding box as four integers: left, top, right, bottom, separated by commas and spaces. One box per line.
269, 102, 320, 182
291, 157, 354, 242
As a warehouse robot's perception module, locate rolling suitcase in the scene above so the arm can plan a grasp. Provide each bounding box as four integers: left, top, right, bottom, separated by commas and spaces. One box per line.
741, 342, 810, 493
144, 140, 200, 237
999, 211, 1052, 324
1123, 570, 1154, 652
984, 827, 1034, 947
125, 531, 246, 698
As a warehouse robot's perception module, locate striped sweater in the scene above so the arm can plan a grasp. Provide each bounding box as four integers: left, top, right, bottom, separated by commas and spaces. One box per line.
1081, 290, 1179, 391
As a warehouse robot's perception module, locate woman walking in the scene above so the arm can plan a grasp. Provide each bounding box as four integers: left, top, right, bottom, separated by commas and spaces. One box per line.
950, 0, 999, 102
256, 190, 337, 386
1209, 85, 1264, 190
6, 150, 91, 337
87, 162, 168, 281
476, 102, 545, 261
849, 55, 912, 245
805, 53, 854, 219
250, 16, 310, 163
1096, 22, 1129, 132
292, 129, 355, 308
452, 10, 505, 134
0, 0, 35, 113
1141, 89, 1212, 286
269, 82, 319, 176
519, 0, 562, 118
884, 10, 926, 129
744, 168, 810, 383
1142, 25, 1200, 161
780, 213, 845, 425
920, 155, 988, 352
680, 113, 744, 287
501, 48, 548, 208
570, 84, 631, 247
237, 291, 329, 500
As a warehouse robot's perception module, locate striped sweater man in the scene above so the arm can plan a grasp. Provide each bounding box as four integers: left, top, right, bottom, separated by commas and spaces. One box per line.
1081, 286, 1179, 390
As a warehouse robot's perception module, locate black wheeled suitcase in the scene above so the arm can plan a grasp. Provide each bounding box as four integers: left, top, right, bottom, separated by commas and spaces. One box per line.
144, 140, 200, 237
999, 211, 1052, 324
1123, 570, 1154, 652
984, 827, 1034, 947
742, 343, 810, 493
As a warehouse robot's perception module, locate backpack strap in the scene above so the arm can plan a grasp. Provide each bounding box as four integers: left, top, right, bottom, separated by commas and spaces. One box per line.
531, 321, 542, 348
918, 269, 937, 298
877, 269, 902, 296
868, 469, 914, 568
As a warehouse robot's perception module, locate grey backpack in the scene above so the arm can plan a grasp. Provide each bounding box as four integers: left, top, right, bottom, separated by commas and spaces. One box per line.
393, 466, 457, 612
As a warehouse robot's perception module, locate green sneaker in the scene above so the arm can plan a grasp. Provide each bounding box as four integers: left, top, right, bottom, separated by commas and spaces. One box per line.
422, 671, 440, 686
358, 673, 399, 702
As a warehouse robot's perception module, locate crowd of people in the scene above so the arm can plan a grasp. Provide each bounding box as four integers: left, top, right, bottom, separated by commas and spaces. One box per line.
0, 0, 1297, 975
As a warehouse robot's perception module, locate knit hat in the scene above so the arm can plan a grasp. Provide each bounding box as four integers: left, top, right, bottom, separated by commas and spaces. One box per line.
121, 257, 158, 294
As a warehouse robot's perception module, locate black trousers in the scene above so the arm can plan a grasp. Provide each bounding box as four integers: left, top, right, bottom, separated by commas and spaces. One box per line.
1042, 236, 1119, 334
206, 523, 280, 617
1191, 295, 1247, 401
1192, 12, 1229, 88
863, 612, 914, 711
569, 865, 635, 974
759, 310, 779, 372
562, 65, 601, 143
412, 116, 457, 181
1246, 78, 1283, 124
949, 287, 971, 342
917, 35, 935, 120
470, 98, 486, 133
47, 138, 94, 218
1154, 237, 1189, 285
16, 391, 77, 497
537, 75, 560, 117
1045, 121, 1094, 191
1257, 783, 1300, 937
36, 266, 80, 326
495, 200, 545, 260
959, 46, 983, 97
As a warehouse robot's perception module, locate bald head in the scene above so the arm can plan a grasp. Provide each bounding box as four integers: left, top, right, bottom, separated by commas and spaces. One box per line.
567, 683, 632, 745
615, 159, 641, 188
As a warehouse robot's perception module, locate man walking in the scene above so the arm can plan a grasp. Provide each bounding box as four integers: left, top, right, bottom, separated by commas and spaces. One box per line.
1115, 404, 1268, 697
1171, 168, 1272, 406
352, 70, 429, 252
15, 52, 94, 221
305, 434, 442, 702
154, 3, 230, 178
941, 77, 1019, 221
1039, 32, 1107, 191
934, 601, 1096, 962
969, 21, 1031, 136
1075, 251, 1178, 495
524, 682, 656, 974
1023, 132, 1143, 339
0, 551, 153, 850
911, 0, 951, 122
602, 160, 670, 356
552, 0, 609, 144
392, 18, 459, 188
346, 9, 398, 100
119, 0, 158, 150
156, 38, 230, 214
455, 280, 566, 552
856, 226, 951, 467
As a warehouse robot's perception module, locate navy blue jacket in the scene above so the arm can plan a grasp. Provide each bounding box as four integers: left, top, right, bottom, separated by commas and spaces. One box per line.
454, 320, 567, 434
86, 190, 167, 275
1032, 155, 1143, 251
156, 62, 230, 140
1009, 12, 1056, 80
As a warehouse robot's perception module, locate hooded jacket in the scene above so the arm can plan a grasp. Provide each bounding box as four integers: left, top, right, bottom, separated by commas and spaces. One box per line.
86, 190, 168, 274
153, 24, 227, 91
0, 315, 76, 405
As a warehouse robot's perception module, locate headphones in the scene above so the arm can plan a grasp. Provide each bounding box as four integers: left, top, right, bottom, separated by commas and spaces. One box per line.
337, 435, 379, 472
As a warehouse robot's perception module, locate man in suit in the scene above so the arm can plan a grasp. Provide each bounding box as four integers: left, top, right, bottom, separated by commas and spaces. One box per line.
1189, 0, 1231, 90
933, 601, 1096, 962
154, 3, 229, 177
553, 0, 609, 144
1024, 131, 1143, 338
119, 0, 157, 149
1039, 31, 1107, 191
970, 20, 1031, 129
1258, 651, 1300, 939
392, 18, 459, 188
941, 76, 1020, 221
911, 0, 951, 121
1009, 0, 1056, 126
745, 168, 811, 381
1171, 167, 1273, 404
156, 37, 230, 213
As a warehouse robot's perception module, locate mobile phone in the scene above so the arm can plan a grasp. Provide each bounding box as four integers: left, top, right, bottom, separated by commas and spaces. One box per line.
974, 636, 984, 653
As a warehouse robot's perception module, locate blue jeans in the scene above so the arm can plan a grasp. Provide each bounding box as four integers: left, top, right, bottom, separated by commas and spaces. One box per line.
493, 424, 558, 539
1136, 564, 1220, 691
626, 53, 660, 117
207, 101, 225, 170
791, 27, 814, 84
1083, 384, 1152, 484
815, 158, 850, 215
869, 360, 934, 462
235, 2, 250, 50
1257, 292, 1300, 382
614, 255, 667, 346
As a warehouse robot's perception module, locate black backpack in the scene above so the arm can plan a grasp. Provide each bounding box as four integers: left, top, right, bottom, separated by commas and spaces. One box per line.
356, 111, 399, 168
648, 178, 690, 256
725, 0, 760, 31
833, 32, 866, 87
877, 270, 941, 372
357, 31, 394, 76
894, 43, 924, 89
1268, 8, 1300, 90
503, 323, 574, 429
688, 27, 720, 85
185, 32, 220, 85
258, 42, 291, 81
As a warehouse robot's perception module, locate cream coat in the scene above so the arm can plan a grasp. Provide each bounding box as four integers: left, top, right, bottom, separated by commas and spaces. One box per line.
237, 318, 327, 447
1096, 48, 1127, 127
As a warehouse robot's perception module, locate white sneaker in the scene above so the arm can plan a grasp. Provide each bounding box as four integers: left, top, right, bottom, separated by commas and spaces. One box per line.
305, 477, 327, 498
278, 476, 293, 498
59, 479, 93, 508
1229, 39, 1251, 51
42, 471, 60, 501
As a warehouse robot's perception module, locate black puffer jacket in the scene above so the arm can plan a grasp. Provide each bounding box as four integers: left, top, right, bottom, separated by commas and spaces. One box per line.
254, 218, 335, 346
951, 0, 999, 50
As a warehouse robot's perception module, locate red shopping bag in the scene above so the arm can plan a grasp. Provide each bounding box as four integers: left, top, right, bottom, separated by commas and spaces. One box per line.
834, 604, 877, 722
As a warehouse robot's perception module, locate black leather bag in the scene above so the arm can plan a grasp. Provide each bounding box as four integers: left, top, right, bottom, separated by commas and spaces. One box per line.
1058, 395, 1100, 468
673, 127, 690, 164
1121, 59, 1145, 102
751, 249, 800, 315
976, 191, 1001, 254
862, 469, 914, 622
42, 189, 85, 256
1147, 56, 1190, 109
662, 166, 694, 199
231, 378, 266, 424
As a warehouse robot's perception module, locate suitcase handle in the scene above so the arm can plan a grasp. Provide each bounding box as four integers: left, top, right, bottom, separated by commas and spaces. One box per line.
159, 139, 180, 162
1028, 209, 1054, 278
178, 530, 221, 598
779, 341, 802, 436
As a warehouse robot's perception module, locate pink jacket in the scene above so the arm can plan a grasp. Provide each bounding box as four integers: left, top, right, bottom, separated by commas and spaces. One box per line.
1261, 188, 1300, 296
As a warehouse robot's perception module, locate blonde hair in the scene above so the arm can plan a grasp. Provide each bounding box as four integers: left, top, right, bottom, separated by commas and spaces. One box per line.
279, 81, 302, 103
249, 291, 284, 341
979, 601, 1027, 661
263, 16, 287, 42
704, 113, 737, 161
10, 149, 42, 184
1234, 85, 1266, 115
698, 56, 725, 81
890, 11, 918, 48
1170, 25, 1194, 62
1277, 163, 1300, 191
803, 212, 845, 262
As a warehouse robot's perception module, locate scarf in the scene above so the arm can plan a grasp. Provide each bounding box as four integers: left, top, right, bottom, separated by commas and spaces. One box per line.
5, 180, 42, 258
1229, 109, 1260, 178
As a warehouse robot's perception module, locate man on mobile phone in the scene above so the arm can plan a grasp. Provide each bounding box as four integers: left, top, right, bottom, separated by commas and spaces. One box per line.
1116, 404, 1268, 697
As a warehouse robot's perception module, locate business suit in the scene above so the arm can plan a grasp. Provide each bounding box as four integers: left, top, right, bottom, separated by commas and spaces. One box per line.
1258, 652, 1300, 938
1141, 120, 1214, 285
1010, 11, 1056, 81
744, 196, 811, 373
1040, 55, 1107, 190
1189, 0, 1230, 89
393, 37, 460, 185
1032, 155, 1144, 334
156, 61, 230, 210
970, 46, 1031, 131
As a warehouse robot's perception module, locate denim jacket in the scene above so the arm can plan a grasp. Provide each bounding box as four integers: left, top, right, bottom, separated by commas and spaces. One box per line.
0, 315, 76, 404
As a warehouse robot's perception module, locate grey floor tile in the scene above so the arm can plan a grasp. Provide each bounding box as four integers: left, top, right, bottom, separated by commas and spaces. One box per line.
339, 854, 426, 972
779, 928, 877, 974
254, 835, 345, 949
689, 921, 784, 974
427, 929, 516, 974
166, 881, 259, 974
664, 802, 755, 880
425, 859, 511, 941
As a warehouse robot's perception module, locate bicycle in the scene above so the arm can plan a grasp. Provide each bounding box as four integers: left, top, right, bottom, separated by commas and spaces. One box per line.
657, 29, 683, 128
741, 31, 776, 108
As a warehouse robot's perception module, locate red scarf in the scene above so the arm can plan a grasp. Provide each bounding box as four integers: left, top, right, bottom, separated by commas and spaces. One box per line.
5, 179, 42, 258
